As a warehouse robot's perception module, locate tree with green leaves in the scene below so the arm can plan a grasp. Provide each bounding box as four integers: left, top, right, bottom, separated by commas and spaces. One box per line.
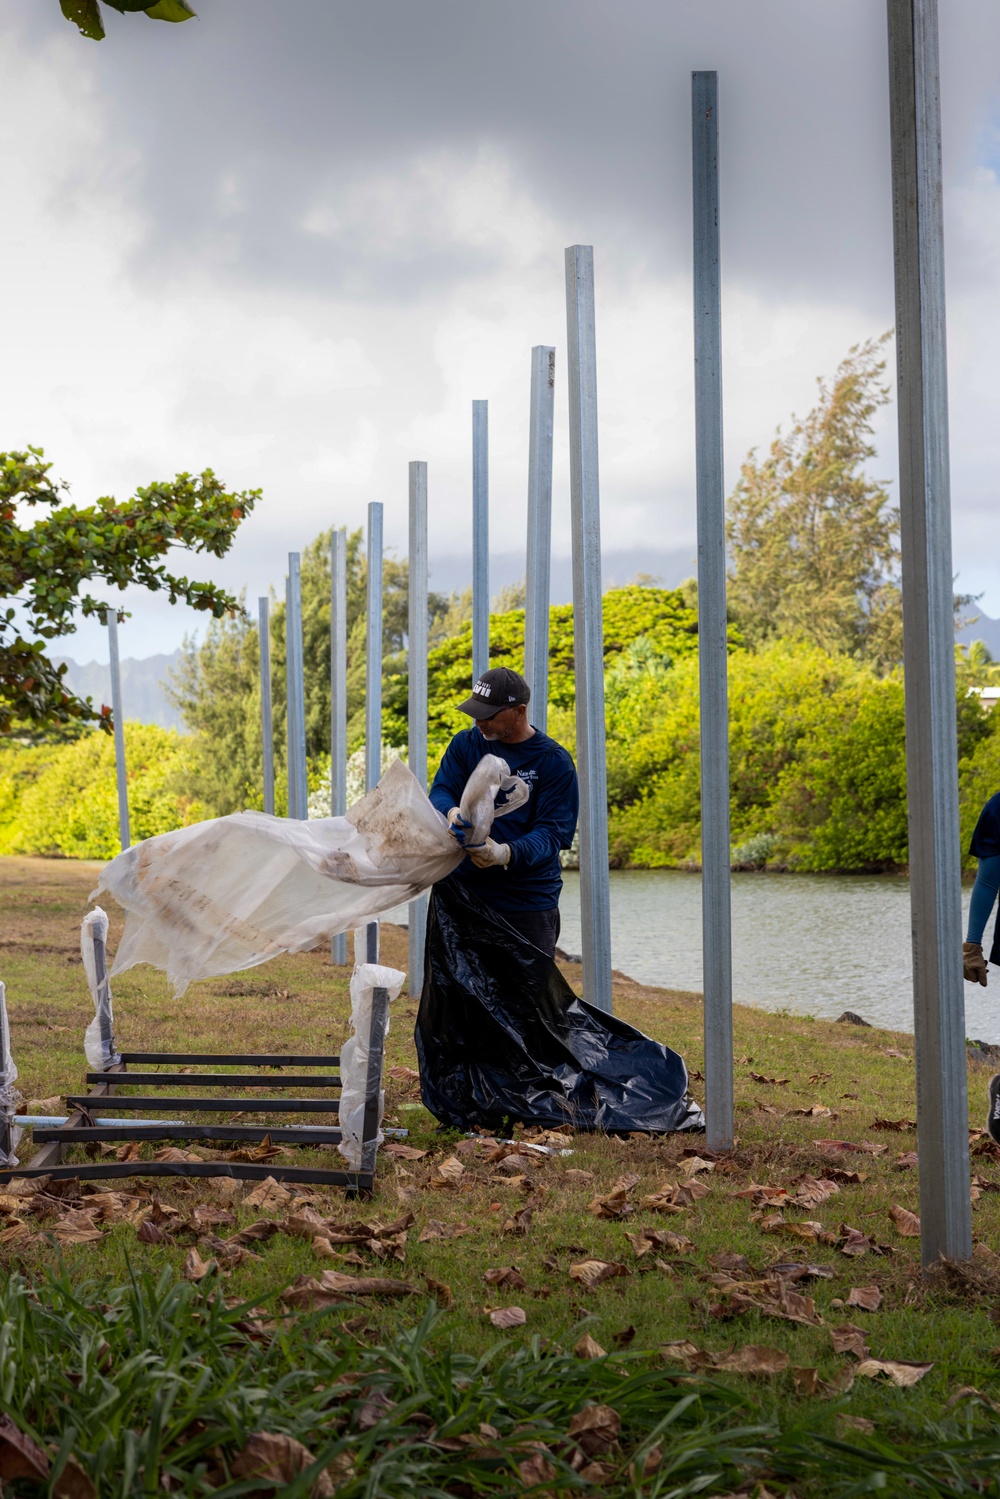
60, 0, 195, 40
0, 448, 258, 738
726, 334, 903, 671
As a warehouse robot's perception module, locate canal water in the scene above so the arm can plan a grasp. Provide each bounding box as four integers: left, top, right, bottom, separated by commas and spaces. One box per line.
556, 870, 998, 1043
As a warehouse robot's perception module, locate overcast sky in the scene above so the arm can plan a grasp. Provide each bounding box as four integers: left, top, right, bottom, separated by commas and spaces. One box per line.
4, 0, 1000, 662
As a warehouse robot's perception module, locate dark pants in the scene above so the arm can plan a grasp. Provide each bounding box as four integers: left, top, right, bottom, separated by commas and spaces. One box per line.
504, 907, 561, 959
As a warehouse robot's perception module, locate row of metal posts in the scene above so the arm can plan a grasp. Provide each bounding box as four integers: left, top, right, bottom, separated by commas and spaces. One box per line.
107, 3, 967, 1265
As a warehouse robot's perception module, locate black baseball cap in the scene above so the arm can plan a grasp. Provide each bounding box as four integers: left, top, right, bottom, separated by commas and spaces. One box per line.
458, 667, 531, 720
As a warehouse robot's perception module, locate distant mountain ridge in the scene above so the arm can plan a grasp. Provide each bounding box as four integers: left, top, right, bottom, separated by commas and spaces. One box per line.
52, 650, 184, 731
957, 610, 1000, 660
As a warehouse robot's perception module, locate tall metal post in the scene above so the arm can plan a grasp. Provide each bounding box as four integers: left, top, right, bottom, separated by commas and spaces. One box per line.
258, 597, 275, 816
565, 246, 613, 1015
408, 463, 429, 995
286, 553, 308, 820
330, 531, 348, 965
887, 0, 971, 1264
525, 346, 556, 733
366, 502, 384, 962
692, 71, 735, 1153
472, 399, 490, 682
104, 607, 130, 851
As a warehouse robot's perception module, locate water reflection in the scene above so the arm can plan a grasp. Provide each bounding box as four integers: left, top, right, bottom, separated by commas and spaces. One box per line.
557, 870, 994, 1043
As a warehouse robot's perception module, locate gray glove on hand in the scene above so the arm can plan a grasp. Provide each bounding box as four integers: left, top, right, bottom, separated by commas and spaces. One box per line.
468, 837, 511, 869
447, 807, 472, 846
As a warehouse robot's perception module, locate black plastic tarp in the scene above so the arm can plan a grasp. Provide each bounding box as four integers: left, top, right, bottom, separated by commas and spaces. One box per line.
415, 878, 705, 1134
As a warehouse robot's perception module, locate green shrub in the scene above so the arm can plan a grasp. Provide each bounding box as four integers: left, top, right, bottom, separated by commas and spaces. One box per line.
0, 723, 200, 859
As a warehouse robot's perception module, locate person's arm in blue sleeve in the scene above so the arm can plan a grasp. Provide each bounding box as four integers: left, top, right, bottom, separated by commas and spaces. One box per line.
428, 733, 471, 821
505, 758, 579, 871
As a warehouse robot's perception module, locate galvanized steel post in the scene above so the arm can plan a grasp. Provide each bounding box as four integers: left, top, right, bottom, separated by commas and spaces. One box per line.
692, 70, 735, 1153
408, 463, 429, 996
525, 346, 556, 733
472, 400, 490, 682
286, 553, 308, 820
258, 597, 275, 816
565, 246, 613, 1015
104, 606, 130, 851
887, 0, 972, 1264
330, 531, 348, 965
366, 503, 384, 963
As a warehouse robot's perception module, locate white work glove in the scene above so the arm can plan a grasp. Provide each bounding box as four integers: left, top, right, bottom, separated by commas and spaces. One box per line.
447, 807, 472, 846
468, 837, 511, 869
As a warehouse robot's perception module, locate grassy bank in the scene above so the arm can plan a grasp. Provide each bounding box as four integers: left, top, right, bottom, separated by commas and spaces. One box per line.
3, 854, 1000, 1495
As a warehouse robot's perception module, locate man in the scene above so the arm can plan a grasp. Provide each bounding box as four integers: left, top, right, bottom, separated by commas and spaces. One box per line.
427, 666, 578, 957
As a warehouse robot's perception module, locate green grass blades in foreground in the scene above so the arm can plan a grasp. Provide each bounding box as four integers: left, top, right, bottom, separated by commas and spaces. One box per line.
5, 1267, 1000, 1499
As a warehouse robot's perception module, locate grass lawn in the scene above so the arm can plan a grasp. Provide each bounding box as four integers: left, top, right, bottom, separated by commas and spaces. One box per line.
3, 852, 1000, 1496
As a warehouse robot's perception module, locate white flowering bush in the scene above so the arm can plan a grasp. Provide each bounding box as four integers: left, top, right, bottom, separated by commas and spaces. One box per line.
308, 745, 407, 819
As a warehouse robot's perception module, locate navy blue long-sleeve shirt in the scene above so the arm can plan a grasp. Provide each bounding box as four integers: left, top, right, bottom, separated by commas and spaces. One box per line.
429, 726, 579, 912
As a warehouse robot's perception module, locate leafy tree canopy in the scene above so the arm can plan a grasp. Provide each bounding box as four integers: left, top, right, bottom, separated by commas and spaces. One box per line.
726, 334, 903, 671
1, 448, 258, 738
60, 0, 195, 40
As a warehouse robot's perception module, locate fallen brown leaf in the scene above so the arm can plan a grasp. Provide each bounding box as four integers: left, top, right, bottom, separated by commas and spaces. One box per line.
182, 1248, 218, 1282
870, 1118, 917, 1132
502, 1206, 533, 1236
487, 1305, 527, 1329
517, 1448, 555, 1487
679, 1155, 715, 1177
229, 1431, 334, 1498
562, 1169, 595, 1186
856, 1358, 933, 1387
713, 1344, 789, 1376
52, 1454, 97, 1499
846, 1285, 882, 1312
889, 1205, 921, 1237
281, 1270, 416, 1310
243, 1178, 294, 1212
0, 1413, 49, 1482
568, 1259, 629, 1289
423, 1275, 453, 1308
749, 1072, 789, 1086
829, 1323, 871, 1360
836, 1413, 874, 1436
484, 1266, 528, 1290
792, 1366, 821, 1396
429, 1155, 465, 1189
383, 1142, 427, 1161
387, 1065, 420, 1082
574, 1333, 607, 1360
153, 1146, 203, 1164
417, 1219, 472, 1242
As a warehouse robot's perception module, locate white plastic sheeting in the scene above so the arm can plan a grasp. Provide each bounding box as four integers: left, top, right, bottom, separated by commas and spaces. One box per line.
82, 907, 122, 1072
0, 981, 23, 1169
338, 933, 406, 1169
94, 755, 529, 996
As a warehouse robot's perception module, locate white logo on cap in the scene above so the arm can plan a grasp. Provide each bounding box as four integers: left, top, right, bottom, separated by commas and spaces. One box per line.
473, 681, 491, 698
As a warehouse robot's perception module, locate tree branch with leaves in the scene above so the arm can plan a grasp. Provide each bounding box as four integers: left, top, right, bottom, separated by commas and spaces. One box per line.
60, 0, 196, 42
0, 448, 259, 736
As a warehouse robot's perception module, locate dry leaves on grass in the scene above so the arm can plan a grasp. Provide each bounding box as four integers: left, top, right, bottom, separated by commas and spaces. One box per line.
387, 1065, 420, 1082
383, 1142, 427, 1161
567, 1404, 620, 1457
641, 1179, 709, 1213
153, 1147, 204, 1164
856, 1358, 933, 1387
429, 1155, 465, 1190
486, 1305, 526, 1329
788, 1176, 840, 1209
829, 1324, 871, 1360
668, 1343, 790, 1377
562, 1169, 595, 1186
870, 1118, 917, 1133
889, 1205, 921, 1237
417, 1219, 473, 1242
0, 1414, 97, 1498
183, 1248, 219, 1282
748, 1072, 789, 1086
48, 1211, 103, 1246
895, 1152, 919, 1170
679, 1156, 715, 1177
281, 1270, 417, 1310
816, 1138, 887, 1158
502, 1206, 533, 1236
243, 1177, 295, 1212
485, 1266, 528, 1290
574, 1333, 607, 1359
569, 1259, 629, 1289
712, 1278, 824, 1328
787, 1104, 835, 1119
844, 1286, 882, 1312
423, 1275, 453, 1308
625, 1228, 694, 1258
588, 1173, 640, 1220
230, 1432, 334, 1498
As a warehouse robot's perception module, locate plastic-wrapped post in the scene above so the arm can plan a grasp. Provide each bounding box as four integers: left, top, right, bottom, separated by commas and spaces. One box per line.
104, 607, 130, 851
330, 531, 349, 965
286, 553, 308, 820
565, 245, 613, 1014
472, 400, 489, 682
366, 502, 383, 963
81, 908, 122, 1073
525, 346, 555, 734
0, 981, 20, 1168
258, 597, 275, 815
887, 0, 971, 1264
692, 70, 734, 1153
408, 462, 429, 995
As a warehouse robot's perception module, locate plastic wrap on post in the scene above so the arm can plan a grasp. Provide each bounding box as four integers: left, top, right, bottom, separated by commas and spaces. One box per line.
338, 961, 405, 1169
0, 982, 23, 1168
94, 754, 529, 996
81, 907, 122, 1072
